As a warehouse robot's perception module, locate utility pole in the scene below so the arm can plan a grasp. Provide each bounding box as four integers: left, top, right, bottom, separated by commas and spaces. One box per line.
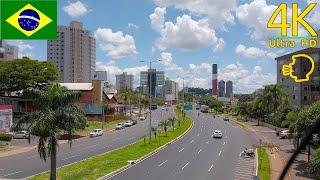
149, 62, 152, 143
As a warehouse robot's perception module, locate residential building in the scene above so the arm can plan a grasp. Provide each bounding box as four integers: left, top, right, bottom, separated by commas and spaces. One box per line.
212, 64, 218, 97
164, 78, 179, 103
48, 21, 96, 83
218, 80, 225, 97
226, 80, 233, 98
0, 40, 18, 61
275, 48, 320, 107
93, 71, 108, 82
116, 72, 134, 91
140, 69, 165, 98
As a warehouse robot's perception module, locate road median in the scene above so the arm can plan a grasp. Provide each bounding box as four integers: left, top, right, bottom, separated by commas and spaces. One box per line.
30, 107, 193, 180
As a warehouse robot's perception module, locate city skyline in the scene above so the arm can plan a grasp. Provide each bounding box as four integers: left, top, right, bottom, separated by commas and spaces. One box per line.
2, 0, 318, 93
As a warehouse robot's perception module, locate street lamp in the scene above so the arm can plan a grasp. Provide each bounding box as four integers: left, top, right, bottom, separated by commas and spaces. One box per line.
140, 59, 162, 143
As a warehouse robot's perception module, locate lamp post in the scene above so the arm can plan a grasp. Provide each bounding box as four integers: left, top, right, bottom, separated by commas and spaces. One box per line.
140, 59, 162, 143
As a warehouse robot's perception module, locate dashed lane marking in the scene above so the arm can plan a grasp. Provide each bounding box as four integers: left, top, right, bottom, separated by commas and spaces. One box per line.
158, 160, 168, 167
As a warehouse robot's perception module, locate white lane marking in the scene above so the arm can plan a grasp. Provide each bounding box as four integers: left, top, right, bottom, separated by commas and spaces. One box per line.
0, 171, 23, 178
179, 148, 184, 152
208, 164, 214, 172
190, 140, 194, 144
197, 133, 200, 137
158, 160, 168, 167
181, 162, 189, 170
223, 141, 226, 145
206, 141, 210, 144
197, 149, 202, 154
0, 169, 4, 171
219, 150, 222, 156
61, 155, 80, 161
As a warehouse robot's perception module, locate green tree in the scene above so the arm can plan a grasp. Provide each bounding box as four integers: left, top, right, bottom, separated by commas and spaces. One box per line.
151, 127, 158, 140
199, 96, 224, 112
168, 117, 176, 131
308, 148, 320, 178
13, 84, 86, 180
0, 58, 59, 95
159, 119, 170, 137
117, 87, 137, 116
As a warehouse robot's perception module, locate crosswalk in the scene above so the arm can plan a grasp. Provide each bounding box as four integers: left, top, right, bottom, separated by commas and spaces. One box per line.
233, 156, 255, 180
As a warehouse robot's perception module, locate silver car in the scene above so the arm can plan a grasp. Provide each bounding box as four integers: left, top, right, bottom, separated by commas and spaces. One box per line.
13, 131, 30, 139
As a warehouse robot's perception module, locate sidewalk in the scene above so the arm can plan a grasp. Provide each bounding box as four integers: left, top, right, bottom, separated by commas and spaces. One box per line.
242, 120, 313, 180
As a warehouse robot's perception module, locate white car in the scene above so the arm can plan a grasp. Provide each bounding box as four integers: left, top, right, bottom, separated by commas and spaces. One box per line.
124, 121, 133, 127
213, 130, 223, 138
89, 129, 103, 137
13, 131, 30, 139
139, 116, 146, 120
115, 123, 125, 130
279, 130, 291, 139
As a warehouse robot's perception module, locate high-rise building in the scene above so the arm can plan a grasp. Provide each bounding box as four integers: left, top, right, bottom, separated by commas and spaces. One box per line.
0, 40, 18, 61
164, 78, 179, 102
140, 69, 165, 98
93, 71, 108, 82
226, 81, 233, 98
116, 72, 134, 91
218, 80, 225, 97
47, 21, 96, 83
275, 48, 320, 107
212, 64, 218, 97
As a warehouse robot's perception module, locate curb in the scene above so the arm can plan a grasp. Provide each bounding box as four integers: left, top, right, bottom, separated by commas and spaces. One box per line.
98, 116, 194, 180
255, 148, 259, 176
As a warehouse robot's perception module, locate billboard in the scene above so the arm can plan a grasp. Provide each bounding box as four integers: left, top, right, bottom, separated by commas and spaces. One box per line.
0, 105, 12, 133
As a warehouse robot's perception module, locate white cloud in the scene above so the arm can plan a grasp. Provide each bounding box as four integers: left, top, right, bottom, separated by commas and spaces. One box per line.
235, 44, 277, 59
63, 1, 89, 18
160, 52, 184, 74
155, 15, 222, 51
150, 7, 166, 31
189, 63, 211, 74
153, 0, 236, 29
96, 61, 147, 86
219, 63, 276, 93
95, 28, 138, 59
213, 38, 225, 52
127, 23, 139, 30
236, 0, 309, 42
6, 40, 34, 58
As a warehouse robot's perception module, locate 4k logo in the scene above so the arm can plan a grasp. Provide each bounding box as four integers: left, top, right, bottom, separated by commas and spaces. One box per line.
267, 3, 317, 37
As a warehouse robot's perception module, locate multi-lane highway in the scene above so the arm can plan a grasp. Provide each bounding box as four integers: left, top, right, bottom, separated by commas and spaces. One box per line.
108, 110, 257, 180
0, 108, 173, 179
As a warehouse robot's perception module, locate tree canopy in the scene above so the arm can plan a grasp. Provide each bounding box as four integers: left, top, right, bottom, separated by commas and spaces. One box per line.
0, 58, 59, 95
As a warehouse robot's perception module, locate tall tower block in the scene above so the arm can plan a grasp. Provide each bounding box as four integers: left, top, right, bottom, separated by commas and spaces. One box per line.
212, 64, 217, 97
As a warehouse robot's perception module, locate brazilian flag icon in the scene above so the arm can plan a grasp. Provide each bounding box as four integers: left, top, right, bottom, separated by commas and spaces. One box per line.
0, 0, 57, 39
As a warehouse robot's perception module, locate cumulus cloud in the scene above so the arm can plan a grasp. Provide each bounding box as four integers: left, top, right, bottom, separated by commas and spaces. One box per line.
95, 28, 138, 59
235, 44, 277, 59
63, 1, 89, 18
213, 38, 226, 52
155, 14, 222, 51
150, 7, 166, 31
127, 23, 139, 30
6, 40, 34, 58
219, 63, 276, 93
160, 52, 184, 74
96, 61, 147, 86
153, 0, 236, 29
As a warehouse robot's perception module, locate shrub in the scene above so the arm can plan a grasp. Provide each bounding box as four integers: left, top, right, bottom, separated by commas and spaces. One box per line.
281, 120, 290, 128
308, 148, 320, 177
0, 134, 13, 142
265, 117, 282, 127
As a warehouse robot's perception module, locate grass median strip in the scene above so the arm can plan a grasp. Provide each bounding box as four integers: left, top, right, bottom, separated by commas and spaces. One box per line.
31, 108, 192, 180
258, 147, 271, 180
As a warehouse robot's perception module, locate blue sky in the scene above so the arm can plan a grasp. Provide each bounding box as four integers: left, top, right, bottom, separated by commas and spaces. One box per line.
6, 0, 319, 93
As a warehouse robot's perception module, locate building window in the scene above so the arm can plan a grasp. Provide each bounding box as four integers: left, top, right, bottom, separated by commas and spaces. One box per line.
293, 95, 296, 100
304, 96, 307, 100
311, 85, 316, 91
304, 86, 310, 91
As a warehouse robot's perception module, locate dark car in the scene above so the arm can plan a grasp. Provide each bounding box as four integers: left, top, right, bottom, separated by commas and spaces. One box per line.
132, 120, 138, 125
223, 117, 229, 121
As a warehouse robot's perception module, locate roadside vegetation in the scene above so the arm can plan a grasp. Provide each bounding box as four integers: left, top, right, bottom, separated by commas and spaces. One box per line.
31, 107, 192, 180
233, 84, 320, 178
258, 148, 270, 180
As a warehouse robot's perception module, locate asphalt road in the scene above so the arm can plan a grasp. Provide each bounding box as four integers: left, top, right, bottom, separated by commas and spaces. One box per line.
108, 110, 258, 180
0, 107, 173, 179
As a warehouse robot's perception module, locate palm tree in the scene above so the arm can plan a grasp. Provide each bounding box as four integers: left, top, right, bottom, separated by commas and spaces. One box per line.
151, 127, 157, 140
13, 84, 86, 180
117, 87, 137, 117
168, 117, 176, 131
159, 119, 171, 137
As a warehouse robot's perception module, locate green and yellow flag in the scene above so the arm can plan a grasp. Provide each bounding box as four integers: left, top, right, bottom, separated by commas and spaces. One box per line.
0, 0, 57, 39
